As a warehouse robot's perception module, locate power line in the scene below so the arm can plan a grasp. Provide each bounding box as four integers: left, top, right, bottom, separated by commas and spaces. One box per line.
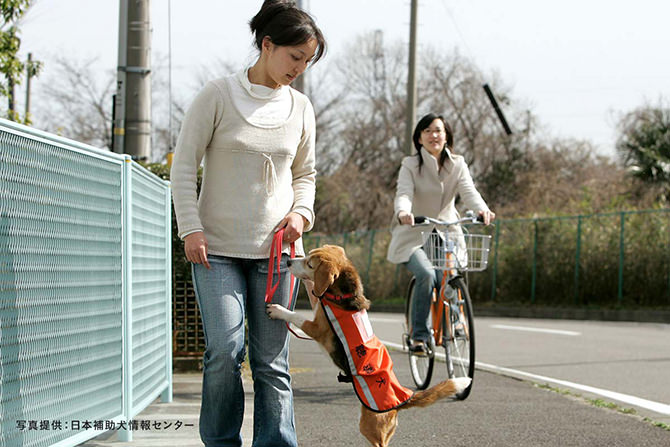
438, 0, 479, 68
439, 0, 513, 135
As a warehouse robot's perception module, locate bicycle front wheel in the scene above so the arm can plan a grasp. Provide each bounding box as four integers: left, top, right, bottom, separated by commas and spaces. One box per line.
443, 276, 475, 399
405, 277, 435, 390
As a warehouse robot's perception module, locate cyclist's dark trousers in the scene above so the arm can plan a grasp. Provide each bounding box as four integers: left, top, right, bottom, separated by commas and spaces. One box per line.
405, 248, 440, 342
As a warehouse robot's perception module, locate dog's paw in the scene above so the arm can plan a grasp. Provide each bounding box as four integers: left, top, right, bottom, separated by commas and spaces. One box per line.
266, 303, 288, 320
451, 377, 472, 393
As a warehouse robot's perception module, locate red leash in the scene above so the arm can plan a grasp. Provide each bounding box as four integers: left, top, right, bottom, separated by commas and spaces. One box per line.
265, 229, 312, 340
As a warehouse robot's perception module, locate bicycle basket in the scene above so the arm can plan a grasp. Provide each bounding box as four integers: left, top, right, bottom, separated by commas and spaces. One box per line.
422, 231, 491, 272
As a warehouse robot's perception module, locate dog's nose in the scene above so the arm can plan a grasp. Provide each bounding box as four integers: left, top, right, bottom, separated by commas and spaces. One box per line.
287, 259, 293, 267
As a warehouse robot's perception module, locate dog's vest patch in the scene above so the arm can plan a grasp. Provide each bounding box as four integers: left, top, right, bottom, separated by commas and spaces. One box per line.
321, 301, 414, 413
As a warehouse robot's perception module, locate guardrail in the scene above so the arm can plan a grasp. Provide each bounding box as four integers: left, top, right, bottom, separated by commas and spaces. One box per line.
0, 119, 172, 447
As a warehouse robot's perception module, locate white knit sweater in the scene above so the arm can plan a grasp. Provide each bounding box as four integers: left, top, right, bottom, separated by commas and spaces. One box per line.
170, 73, 316, 258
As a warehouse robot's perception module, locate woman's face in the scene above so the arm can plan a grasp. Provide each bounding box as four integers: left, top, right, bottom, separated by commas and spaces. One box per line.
263, 37, 318, 88
418, 118, 447, 157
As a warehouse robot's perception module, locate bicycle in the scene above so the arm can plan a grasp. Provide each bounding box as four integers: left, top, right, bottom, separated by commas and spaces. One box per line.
403, 211, 491, 399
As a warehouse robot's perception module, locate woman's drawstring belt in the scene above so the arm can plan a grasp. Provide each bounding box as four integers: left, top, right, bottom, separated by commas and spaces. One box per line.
262, 153, 278, 196
231, 149, 286, 197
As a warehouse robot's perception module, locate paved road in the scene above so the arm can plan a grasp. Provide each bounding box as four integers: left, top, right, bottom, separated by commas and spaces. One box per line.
81, 313, 670, 446
290, 333, 669, 446
368, 313, 670, 425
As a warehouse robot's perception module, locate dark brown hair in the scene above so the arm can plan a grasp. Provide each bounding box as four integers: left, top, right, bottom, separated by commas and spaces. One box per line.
249, 0, 326, 65
412, 113, 454, 172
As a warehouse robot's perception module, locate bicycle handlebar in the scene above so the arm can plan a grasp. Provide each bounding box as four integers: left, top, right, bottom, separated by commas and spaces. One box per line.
412, 210, 484, 227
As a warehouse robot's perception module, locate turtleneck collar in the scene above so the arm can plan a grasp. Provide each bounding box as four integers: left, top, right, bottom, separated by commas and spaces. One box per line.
237, 68, 285, 100
424, 147, 455, 174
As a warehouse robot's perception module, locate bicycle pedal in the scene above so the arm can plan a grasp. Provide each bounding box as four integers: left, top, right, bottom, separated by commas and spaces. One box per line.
402, 333, 411, 350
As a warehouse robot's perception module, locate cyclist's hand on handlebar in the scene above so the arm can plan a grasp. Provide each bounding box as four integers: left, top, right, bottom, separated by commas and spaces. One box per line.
184, 231, 211, 269
397, 211, 414, 226
478, 210, 496, 225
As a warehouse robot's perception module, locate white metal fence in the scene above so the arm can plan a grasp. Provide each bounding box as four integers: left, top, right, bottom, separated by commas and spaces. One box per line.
0, 119, 172, 447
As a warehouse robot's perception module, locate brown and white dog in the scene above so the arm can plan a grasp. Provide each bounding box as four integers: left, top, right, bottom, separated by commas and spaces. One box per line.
266, 244, 470, 447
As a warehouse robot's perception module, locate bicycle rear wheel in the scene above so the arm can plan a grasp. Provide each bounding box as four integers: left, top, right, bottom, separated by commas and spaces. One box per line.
443, 276, 475, 399
405, 277, 435, 390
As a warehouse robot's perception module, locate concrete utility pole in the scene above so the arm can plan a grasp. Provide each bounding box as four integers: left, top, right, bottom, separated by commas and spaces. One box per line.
404, 0, 418, 154
114, 0, 152, 160
113, 0, 127, 154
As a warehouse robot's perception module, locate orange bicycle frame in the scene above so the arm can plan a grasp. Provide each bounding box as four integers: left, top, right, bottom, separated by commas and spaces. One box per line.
431, 251, 458, 346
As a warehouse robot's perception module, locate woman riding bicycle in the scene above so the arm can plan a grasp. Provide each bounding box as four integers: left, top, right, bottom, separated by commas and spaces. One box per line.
386, 113, 495, 354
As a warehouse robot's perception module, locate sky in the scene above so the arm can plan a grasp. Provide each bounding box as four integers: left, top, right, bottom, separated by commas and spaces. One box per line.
17, 0, 670, 157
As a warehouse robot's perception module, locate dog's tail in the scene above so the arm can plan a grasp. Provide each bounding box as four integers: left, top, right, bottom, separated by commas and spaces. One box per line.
400, 377, 471, 410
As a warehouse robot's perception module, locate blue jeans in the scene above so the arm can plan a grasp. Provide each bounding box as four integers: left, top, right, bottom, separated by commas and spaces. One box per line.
405, 249, 440, 342
192, 254, 297, 447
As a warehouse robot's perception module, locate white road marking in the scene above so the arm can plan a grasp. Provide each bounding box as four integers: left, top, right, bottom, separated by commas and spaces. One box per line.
369, 317, 404, 324
382, 341, 670, 416
490, 324, 581, 336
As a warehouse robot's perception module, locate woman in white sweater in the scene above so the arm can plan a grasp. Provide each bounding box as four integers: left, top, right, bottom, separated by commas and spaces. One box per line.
170, 1, 325, 446
387, 113, 495, 353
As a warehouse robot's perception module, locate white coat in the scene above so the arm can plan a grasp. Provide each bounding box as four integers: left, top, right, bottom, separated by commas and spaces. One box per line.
386, 151, 490, 264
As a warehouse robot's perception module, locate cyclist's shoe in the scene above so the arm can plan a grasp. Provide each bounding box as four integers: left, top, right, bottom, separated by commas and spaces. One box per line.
409, 340, 429, 356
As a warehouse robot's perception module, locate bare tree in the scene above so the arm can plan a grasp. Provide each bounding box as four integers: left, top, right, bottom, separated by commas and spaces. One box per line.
33, 54, 187, 162
35, 57, 115, 149
311, 33, 535, 232
306, 61, 349, 175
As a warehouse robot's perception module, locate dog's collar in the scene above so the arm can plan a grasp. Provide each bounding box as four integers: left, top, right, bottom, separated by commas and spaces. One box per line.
312, 290, 355, 302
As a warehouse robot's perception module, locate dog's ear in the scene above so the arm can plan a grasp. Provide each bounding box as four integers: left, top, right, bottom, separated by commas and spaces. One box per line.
312, 260, 339, 297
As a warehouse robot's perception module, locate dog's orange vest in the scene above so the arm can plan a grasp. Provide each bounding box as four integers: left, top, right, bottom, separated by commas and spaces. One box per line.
321, 300, 414, 412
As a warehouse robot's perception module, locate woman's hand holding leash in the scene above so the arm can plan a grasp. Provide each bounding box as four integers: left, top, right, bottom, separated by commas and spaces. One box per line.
275, 212, 308, 243
184, 231, 211, 269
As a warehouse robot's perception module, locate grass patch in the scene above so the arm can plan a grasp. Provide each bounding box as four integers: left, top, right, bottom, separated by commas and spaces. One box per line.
642, 418, 670, 431
588, 398, 637, 414
535, 383, 573, 396
535, 382, 670, 431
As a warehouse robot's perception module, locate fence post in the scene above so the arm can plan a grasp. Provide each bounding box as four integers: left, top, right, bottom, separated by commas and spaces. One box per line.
365, 229, 376, 288
574, 216, 582, 305
119, 157, 133, 442
617, 211, 626, 305
161, 183, 173, 404
531, 219, 538, 304
490, 219, 500, 301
